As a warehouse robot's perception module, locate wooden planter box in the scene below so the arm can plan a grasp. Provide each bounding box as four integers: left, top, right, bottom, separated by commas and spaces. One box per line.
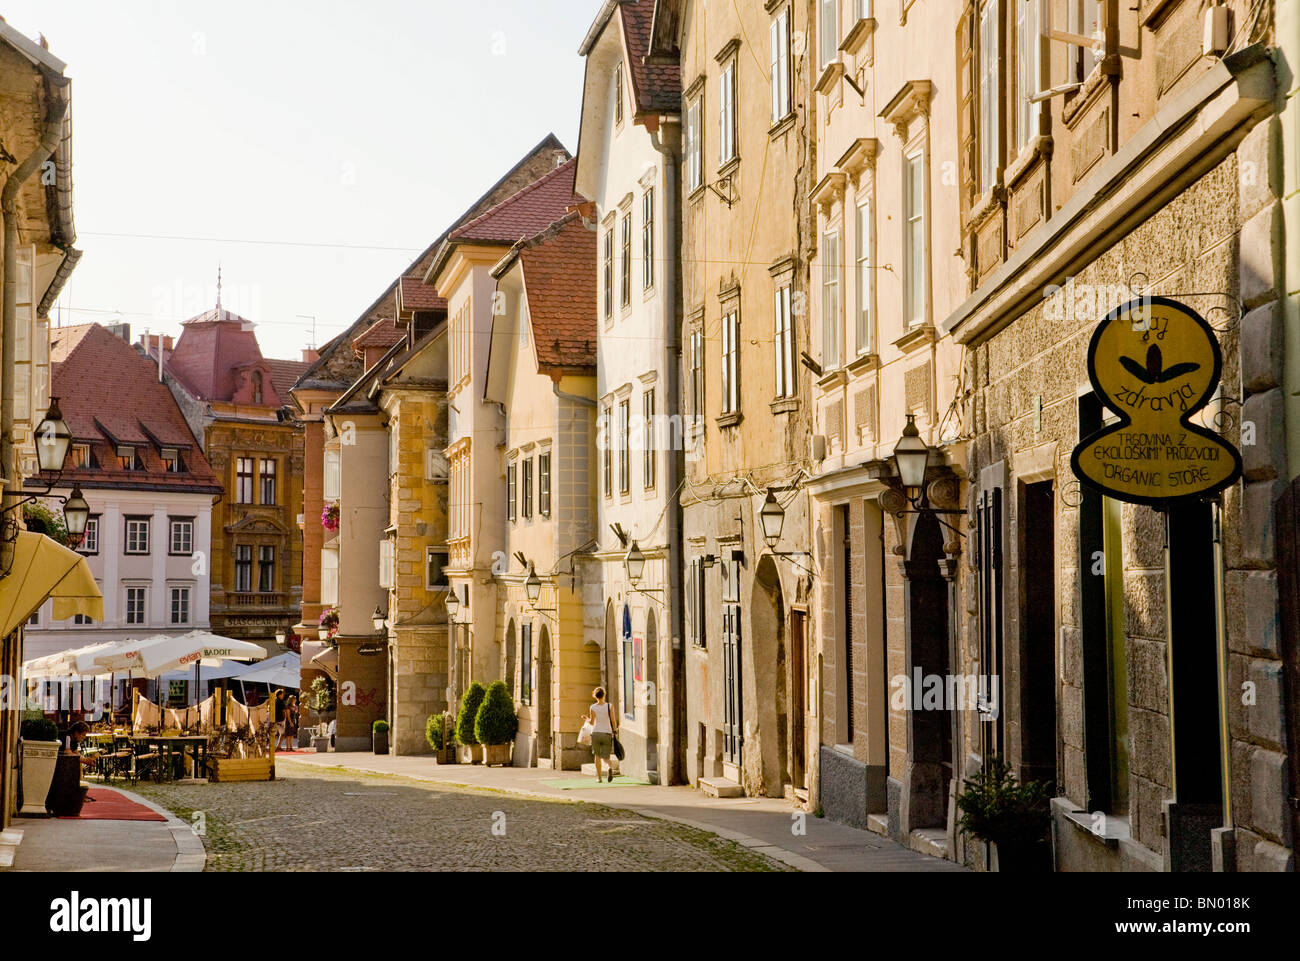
457, 744, 483, 765
433, 744, 457, 764
482, 743, 513, 767
209, 756, 274, 782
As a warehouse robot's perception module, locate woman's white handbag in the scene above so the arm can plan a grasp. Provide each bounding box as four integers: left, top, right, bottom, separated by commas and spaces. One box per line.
577, 720, 594, 746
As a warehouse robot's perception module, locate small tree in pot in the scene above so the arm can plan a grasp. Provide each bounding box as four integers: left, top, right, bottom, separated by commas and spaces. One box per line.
372, 719, 390, 755
425, 712, 456, 764
454, 682, 486, 764
956, 755, 1053, 872
475, 681, 518, 767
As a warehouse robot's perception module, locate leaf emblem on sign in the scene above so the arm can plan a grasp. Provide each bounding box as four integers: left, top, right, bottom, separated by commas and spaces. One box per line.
1118, 345, 1201, 385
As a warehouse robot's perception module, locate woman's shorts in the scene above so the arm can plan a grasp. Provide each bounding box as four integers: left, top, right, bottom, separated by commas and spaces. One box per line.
590, 732, 613, 759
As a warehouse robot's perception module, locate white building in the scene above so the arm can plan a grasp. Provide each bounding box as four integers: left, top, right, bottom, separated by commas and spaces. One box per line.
575, 0, 683, 784
23, 325, 220, 708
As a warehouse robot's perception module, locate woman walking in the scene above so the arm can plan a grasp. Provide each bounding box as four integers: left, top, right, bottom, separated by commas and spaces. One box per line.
585, 687, 618, 783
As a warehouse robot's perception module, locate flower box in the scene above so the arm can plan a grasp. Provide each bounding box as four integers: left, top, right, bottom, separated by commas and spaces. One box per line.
208, 756, 274, 782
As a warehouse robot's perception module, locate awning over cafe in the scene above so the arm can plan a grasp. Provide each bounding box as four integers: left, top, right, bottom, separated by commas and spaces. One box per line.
0, 531, 103, 638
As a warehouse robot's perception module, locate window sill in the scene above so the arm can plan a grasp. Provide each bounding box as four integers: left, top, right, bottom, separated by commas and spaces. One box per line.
769, 113, 796, 139
814, 61, 844, 96
839, 18, 876, 57
817, 368, 848, 389
847, 352, 878, 375
716, 412, 743, 430
717, 156, 740, 180
1004, 135, 1052, 189
687, 184, 708, 205
1061, 806, 1130, 850
893, 324, 936, 353
770, 397, 800, 415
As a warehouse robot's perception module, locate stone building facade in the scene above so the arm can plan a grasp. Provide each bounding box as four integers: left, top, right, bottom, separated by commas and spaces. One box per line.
942, 3, 1292, 872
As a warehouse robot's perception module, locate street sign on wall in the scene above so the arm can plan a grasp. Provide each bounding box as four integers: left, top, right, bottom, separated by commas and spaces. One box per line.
1071, 296, 1242, 506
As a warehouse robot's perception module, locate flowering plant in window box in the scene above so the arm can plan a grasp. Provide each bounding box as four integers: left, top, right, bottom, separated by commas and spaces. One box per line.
321, 501, 340, 532
319, 607, 340, 638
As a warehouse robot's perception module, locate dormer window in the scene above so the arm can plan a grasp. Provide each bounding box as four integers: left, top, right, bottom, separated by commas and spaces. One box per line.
161, 448, 184, 473
71, 443, 91, 469
252, 371, 264, 405
117, 445, 137, 471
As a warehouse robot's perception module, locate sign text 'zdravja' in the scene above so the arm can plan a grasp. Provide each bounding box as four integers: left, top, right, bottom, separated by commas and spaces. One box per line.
1070, 296, 1242, 506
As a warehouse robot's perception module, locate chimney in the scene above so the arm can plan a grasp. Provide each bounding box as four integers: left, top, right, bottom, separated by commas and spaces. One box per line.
301, 348, 319, 364
108, 322, 131, 344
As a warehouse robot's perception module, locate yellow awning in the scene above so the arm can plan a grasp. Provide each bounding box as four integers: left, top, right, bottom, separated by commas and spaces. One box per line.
0, 531, 104, 637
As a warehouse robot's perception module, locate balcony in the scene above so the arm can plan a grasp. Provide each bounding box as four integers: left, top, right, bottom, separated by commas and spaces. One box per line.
229, 592, 287, 607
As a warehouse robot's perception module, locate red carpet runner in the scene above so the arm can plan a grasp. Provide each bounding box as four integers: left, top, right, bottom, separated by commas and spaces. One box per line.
59, 788, 167, 822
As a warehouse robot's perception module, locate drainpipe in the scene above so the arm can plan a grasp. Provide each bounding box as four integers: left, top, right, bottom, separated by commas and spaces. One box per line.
650, 117, 684, 784
2, 93, 70, 575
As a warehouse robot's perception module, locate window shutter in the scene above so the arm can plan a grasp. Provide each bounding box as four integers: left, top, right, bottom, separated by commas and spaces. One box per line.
956, 1, 978, 242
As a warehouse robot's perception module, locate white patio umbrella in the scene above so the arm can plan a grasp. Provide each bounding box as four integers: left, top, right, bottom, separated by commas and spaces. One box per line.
231, 652, 300, 689
93, 630, 268, 677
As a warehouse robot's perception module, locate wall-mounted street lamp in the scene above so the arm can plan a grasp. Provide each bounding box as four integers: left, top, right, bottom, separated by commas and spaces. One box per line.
445, 589, 460, 619
4, 399, 92, 544
624, 541, 666, 606
524, 563, 542, 605
371, 606, 387, 633
883, 414, 967, 538
275, 628, 288, 647
753, 491, 815, 576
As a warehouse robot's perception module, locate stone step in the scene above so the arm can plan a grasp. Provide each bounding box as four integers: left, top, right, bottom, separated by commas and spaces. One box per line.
909, 827, 950, 860
866, 813, 890, 837
700, 776, 744, 799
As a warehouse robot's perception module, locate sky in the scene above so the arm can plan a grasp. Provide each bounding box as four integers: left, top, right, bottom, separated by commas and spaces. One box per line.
4, 0, 589, 360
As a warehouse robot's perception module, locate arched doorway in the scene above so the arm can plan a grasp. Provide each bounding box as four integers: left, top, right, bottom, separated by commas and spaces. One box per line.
603, 602, 618, 715
537, 626, 553, 763
505, 619, 517, 701
902, 511, 952, 832
751, 555, 787, 797
645, 612, 659, 777
620, 604, 633, 723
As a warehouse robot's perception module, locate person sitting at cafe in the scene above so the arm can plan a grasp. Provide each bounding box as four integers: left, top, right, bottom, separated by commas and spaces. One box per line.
62, 721, 99, 769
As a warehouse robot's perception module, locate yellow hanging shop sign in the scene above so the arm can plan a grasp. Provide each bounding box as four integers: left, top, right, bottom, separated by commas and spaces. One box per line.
1071, 297, 1242, 506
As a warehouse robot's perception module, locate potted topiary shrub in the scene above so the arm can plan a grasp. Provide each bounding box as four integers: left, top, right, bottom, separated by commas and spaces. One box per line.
475, 680, 518, 767
425, 712, 456, 764
18, 717, 60, 817
956, 755, 1054, 872
455, 682, 486, 764
372, 719, 390, 755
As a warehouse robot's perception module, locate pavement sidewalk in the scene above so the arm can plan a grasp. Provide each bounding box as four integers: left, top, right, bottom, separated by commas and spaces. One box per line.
278, 752, 967, 872
0, 787, 205, 873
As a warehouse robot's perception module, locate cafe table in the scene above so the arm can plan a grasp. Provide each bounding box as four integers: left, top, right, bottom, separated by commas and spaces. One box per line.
129, 734, 209, 782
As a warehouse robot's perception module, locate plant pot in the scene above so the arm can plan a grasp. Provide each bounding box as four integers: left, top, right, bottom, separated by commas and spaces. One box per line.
372, 731, 389, 755
457, 743, 483, 765
991, 838, 1052, 873
18, 740, 60, 817
433, 744, 457, 764
311, 735, 331, 754
482, 742, 512, 767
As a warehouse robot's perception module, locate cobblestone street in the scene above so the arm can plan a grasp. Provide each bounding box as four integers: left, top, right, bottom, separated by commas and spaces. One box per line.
131, 764, 791, 872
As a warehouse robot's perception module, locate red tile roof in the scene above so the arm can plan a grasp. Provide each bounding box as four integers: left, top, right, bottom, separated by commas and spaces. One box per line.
449, 158, 582, 245
397, 276, 447, 313
265, 358, 311, 402
516, 213, 597, 372
619, 0, 681, 115
49, 323, 97, 363
47, 325, 219, 492
165, 308, 297, 409
352, 318, 405, 355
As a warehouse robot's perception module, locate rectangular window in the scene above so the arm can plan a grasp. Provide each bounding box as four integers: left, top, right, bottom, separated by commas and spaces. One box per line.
74, 614, 93, 626
978, 0, 1000, 193
126, 587, 147, 626
822, 230, 842, 369
719, 58, 737, 165
904, 153, 927, 328
508, 462, 518, 523
1016, 0, 1041, 152
690, 329, 704, 418
690, 558, 708, 648
603, 407, 613, 498
819, 0, 839, 68
604, 229, 615, 321
80, 516, 99, 555
258, 546, 276, 593
539, 453, 551, 518
258, 458, 276, 505
125, 517, 151, 555
379, 539, 394, 589
236, 457, 254, 504
235, 545, 253, 593
618, 400, 631, 494
169, 586, 191, 626
643, 390, 656, 489
620, 213, 632, 308
321, 549, 338, 605
323, 449, 341, 500
71, 443, 91, 469
522, 457, 534, 519
721, 309, 740, 414
856, 0, 873, 19
169, 518, 193, 556
117, 446, 137, 471
642, 189, 655, 290
521, 623, 533, 706
614, 62, 624, 125
774, 284, 794, 398
856, 200, 874, 355
161, 448, 182, 473
686, 97, 702, 192
1070, 0, 1102, 82
770, 7, 792, 124
426, 548, 449, 590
